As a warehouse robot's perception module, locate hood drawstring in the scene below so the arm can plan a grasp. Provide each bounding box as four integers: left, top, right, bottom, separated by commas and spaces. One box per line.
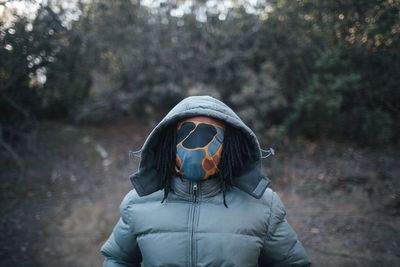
260, 147, 275, 159
129, 146, 144, 158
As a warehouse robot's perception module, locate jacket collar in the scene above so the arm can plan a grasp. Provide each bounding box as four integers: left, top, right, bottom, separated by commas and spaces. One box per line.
170, 174, 222, 200
130, 159, 271, 199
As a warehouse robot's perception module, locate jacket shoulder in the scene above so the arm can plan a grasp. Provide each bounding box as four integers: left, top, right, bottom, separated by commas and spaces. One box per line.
119, 188, 164, 222
120, 189, 139, 210
259, 187, 287, 227
119, 189, 137, 223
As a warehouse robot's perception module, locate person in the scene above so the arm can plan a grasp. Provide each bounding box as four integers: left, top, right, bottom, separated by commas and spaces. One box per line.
100, 95, 311, 267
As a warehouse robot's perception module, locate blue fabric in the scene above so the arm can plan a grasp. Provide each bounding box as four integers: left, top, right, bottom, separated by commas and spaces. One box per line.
176, 121, 224, 181
176, 145, 205, 180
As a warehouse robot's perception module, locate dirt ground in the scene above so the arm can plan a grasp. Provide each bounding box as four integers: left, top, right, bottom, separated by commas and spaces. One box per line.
1, 118, 399, 267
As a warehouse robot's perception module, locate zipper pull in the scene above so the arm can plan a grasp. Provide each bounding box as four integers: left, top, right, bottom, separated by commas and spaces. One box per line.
193, 182, 198, 202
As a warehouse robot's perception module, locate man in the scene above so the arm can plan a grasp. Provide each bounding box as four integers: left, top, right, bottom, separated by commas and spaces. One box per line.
100, 95, 311, 267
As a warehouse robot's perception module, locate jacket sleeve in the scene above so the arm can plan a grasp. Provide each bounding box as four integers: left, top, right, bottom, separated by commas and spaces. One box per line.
100, 191, 142, 267
259, 191, 311, 267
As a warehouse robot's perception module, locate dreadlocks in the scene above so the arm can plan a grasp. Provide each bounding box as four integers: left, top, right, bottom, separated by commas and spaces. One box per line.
219, 123, 254, 207
154, 123, 178, 204
154, 121, 255, 207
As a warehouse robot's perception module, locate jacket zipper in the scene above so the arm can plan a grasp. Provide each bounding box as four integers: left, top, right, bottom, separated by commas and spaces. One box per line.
193, 182, 198, 202
190, 181, 199, 267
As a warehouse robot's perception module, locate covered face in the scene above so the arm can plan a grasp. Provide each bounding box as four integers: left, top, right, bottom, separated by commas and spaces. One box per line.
175, 116, 225, 181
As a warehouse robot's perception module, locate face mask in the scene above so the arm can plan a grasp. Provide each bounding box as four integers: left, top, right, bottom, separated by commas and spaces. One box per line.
175, 120, 225, 181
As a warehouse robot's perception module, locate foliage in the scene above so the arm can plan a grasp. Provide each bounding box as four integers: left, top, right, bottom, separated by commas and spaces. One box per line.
1, 4, 90, 148
1, 0, 399, 147
266, 0, 400, 145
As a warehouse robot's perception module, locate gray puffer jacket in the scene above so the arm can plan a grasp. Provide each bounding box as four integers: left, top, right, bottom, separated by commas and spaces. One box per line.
100, 95, 311, 267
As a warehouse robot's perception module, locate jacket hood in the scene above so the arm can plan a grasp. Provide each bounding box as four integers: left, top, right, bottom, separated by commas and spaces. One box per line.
129, 95, 270, 199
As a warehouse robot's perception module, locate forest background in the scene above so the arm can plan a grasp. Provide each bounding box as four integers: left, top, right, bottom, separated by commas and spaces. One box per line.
1, 0, 399, 266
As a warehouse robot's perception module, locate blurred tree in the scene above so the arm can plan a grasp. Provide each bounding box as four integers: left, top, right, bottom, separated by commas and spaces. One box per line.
1, 0, 399, 147
0, 2, 90, 173
265, 0, 400, 145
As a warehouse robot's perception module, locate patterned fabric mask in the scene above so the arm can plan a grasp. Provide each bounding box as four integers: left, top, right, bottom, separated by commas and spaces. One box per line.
175, 119, 225, 181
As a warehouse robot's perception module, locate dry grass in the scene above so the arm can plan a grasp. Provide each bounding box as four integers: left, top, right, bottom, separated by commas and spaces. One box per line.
1, 118, 399, 267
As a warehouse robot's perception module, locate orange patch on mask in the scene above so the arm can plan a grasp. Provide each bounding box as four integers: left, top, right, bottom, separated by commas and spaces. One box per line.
201, 144, 223, 179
